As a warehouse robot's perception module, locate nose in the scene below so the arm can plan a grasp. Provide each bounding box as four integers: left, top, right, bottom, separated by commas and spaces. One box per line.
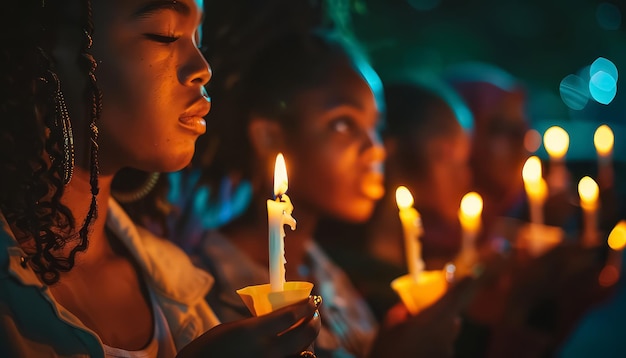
179, 45, 212, 87
362, 128, 386, 163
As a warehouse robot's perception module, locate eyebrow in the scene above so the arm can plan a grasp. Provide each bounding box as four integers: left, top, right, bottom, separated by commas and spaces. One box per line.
132, 0, 191, 19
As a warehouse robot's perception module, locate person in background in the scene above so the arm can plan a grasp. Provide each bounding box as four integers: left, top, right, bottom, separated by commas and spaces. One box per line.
368, 80, 473, 270
173, 2, 478, 354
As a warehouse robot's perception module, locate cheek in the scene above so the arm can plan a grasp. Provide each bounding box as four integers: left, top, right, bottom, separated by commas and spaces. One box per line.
290, 153, 376, 222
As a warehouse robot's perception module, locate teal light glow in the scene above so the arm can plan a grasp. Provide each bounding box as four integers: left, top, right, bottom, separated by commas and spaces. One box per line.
559, 74, 589, 110
590, 57, 618, 82
408, 0, 441, 11
589, 71, 617, 105
596, 2, 622, 30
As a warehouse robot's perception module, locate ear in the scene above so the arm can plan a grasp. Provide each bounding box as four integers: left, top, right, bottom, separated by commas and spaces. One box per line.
248, 117, 286, 160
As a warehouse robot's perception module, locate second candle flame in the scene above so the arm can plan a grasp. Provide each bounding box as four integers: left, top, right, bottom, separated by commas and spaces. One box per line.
273, 153, 288, 197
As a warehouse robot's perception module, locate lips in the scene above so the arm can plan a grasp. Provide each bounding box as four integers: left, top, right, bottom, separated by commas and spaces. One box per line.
179, 98, 211, 135
360, 172, 385, 200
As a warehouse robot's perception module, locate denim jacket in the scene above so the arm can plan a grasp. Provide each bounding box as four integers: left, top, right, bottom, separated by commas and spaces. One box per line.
0, 198, 219, 357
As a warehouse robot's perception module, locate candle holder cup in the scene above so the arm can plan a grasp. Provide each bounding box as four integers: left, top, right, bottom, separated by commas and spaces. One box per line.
236, 281, 314, 316
390, 270, 448, 315
517, 222, 564, 257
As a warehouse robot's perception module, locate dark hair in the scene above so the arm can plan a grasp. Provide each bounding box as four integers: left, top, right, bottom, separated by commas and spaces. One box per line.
0, 1, 103, 284
383, 82, 462, 180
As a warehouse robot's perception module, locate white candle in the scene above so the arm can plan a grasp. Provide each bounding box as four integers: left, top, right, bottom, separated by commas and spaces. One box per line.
594, 124, 615, 188
578, 176, 599, 247
600, 220, 626, 287
543, 126, 569, 162
267, 153, 296, 292
459, 192, 483, 249
594, 124, 614, 164
522, 156, 548, 225
543, 126, 570, 192
395, 186, 424, 282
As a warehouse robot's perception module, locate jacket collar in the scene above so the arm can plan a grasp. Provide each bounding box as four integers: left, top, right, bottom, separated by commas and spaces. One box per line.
1, 199, 213, 306
106, 198, 213, 305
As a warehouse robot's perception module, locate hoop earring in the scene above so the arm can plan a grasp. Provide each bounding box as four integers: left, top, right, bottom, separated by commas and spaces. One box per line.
49, 71, 75, 185
112, 172, 161, 203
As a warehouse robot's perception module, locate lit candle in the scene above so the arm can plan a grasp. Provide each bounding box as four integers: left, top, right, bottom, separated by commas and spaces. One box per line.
608, 220, 626, 251
599, 220, 626, 287
594, 124, 614, 188
595, 124, 614, 162
522, 156, 548, 225
543, 126, 570, 192
395, 186, 424, 282
456, 192, 483, 275
543, 126, 570, 162
459, 192, 483, 242
578, 176, 599, 247
267, 153, 296, 292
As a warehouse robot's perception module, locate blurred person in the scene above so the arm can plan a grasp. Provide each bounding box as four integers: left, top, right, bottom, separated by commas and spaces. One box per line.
367, 80, 473, 270
444, 62, 530, 233
174, 5, 478, 355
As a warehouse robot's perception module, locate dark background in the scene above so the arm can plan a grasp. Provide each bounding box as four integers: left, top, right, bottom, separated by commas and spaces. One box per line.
335, 0, 626, 160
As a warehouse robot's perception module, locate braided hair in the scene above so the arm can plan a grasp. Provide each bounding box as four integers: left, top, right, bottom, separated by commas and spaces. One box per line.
0, 0, 101, 284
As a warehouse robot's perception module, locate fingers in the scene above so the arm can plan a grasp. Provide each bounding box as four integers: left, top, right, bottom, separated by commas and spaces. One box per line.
271, 310, 321, 356
255, 295, 321, 336
430, 277, 478, 315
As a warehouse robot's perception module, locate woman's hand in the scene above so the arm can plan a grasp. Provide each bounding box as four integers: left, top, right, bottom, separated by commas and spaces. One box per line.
177, 296, 321, 358
370, 277, 477, 358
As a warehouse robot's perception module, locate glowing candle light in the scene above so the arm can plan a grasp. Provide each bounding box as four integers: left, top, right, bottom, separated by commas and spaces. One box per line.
543, 126, 570, 161
578, 176, 600, 247
395, 186, 424, 282
599, 220, 626, 287
608, 220, 626, 251
455, 192, 483, 276
543, 126, 570, 192
459, 192, 483, 237
522, 156, 547, 225
267, 153, 296, 291
594, 124, 615, 188
594, 124, 614, 161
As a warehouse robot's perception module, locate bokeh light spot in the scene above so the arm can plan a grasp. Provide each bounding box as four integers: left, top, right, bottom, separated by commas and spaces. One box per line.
590, 57, 618, 81
524, 129, 542, 153
589, 71, 617, 105
596, 3, 622, 31
559, 74, 589, 110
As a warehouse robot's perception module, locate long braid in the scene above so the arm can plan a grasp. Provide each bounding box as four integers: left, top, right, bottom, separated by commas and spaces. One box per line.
64, 0, 101, 270
0, 0, 105, 284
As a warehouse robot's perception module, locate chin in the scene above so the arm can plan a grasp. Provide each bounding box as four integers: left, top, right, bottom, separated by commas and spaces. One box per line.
337, 203, 376, 223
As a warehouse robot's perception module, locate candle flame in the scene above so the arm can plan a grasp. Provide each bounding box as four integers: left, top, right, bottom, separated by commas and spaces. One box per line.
578, 176, 599, 209
608, 220, 626, 251
594, 124, 614, 156
543, 126, 569, 159
460, 192, 483, 218
522, 156, 542, 183
395, 186, 414, 210
273, 153, 288, 197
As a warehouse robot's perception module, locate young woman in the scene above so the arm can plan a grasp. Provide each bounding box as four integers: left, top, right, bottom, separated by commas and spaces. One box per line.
0, 0, 319, 356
